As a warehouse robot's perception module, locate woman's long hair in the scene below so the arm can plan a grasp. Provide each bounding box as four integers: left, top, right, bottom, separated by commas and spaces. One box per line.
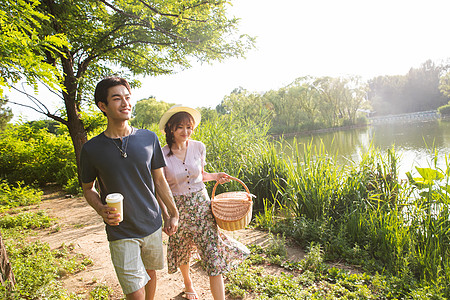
164, 112, 195, 156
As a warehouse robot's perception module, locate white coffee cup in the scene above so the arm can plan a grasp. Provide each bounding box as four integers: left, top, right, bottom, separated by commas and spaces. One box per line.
105, 193, 124, 222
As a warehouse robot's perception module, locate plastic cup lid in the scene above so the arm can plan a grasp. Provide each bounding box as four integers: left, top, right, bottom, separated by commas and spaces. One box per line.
106, 193, 123, 203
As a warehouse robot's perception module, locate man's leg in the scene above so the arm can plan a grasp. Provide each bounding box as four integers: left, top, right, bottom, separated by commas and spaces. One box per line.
110, 238, 150, 298
145, 269, 157, 300
126, 287, 145, 300
140, 229, 164, 300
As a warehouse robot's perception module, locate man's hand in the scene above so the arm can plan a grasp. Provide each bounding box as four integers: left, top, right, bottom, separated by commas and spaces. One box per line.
83, 181, 121, 226
99, 204, 122, 226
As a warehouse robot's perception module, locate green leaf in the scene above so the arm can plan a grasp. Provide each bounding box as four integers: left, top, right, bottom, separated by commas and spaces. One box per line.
415, 167, 444, 181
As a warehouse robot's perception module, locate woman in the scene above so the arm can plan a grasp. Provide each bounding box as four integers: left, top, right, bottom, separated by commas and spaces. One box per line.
158, 105, 249, 300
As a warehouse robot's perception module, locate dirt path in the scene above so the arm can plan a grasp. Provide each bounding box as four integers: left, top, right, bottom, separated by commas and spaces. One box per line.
29, 187, 305, 299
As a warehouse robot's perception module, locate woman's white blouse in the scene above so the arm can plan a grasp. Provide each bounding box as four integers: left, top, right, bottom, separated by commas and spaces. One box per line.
162, 140, 206, 196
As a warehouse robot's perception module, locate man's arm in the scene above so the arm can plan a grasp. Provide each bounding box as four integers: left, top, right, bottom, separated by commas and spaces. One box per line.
151, 167, 179, 235
82, 181, 121, 226
155, 191, 171, 235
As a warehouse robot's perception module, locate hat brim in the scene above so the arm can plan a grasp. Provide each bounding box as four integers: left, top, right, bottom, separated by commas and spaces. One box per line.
159, 105, 201, 133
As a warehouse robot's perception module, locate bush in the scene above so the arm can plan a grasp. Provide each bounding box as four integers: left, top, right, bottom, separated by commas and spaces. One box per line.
0, 180, 42, 208
438, 104, 450, 116
0, 211, 54, 229
0, 123, 77, 186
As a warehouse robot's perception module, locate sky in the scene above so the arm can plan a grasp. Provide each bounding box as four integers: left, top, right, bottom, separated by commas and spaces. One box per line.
7, 0, 450, 121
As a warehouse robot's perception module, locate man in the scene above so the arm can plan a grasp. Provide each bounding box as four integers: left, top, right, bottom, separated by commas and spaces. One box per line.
80, 77, 179, 299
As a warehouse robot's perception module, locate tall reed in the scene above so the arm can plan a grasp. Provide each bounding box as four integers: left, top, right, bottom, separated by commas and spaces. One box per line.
278, 139, 345, 221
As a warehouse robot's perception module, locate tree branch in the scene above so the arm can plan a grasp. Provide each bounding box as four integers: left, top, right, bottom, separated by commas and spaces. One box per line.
98, 0, 200, 43
136, 0, 211, 22
8, 85, 68, 125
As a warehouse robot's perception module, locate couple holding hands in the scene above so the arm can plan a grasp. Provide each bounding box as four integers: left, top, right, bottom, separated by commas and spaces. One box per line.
81, 77, 249, 300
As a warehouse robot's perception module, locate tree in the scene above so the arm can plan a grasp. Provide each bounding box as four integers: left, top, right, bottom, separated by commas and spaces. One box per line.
0, 0, 66, 96
8, 0, 254, 178
403, 60, 448, 112
367, 75, 406, 115
279, 76, 321, 129
0, 232, 15, 291
313, 77, 343, 127
369, 60, 450, 115
131, 98, 172, 128
220, 87, 273, 122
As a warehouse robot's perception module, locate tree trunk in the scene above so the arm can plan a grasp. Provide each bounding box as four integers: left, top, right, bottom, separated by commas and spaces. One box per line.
61, 56, 88, 181
0, 231, 16, 291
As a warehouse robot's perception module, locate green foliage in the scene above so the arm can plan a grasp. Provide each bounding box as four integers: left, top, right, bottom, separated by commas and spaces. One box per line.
0, 238, 93, 299
80, 106, 107, 135
197, 107, 220, 123
300, 242, 325, 272
220, 87, 275, 121
0, 180, 42, 208
25, 119, 61, 134
89, 284, 113, 299
225, 239, 392, 299
64, 176, 83, 196
225, 236, 446, 299
0, 211, 55, 229
438, 102, 450, 116
0, 0, 66, 96
219, 76, 370, 135
0, 122, 77, 186
265, 232, 287, 258
193, 113, 271, 197
252, 141, 450, 297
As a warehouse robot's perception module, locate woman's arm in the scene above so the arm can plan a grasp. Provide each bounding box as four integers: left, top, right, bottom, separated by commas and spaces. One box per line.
202, 170, 231, 184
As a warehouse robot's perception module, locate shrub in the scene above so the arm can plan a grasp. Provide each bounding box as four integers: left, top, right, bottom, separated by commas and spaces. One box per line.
0, 211, 54, 229
0, 180, 42, 208
0, 123, 77, 186
438, 104, 450, 116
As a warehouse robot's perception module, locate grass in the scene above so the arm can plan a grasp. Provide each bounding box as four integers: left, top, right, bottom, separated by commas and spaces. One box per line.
0, 182, 106, 299
225, 238, 388, 300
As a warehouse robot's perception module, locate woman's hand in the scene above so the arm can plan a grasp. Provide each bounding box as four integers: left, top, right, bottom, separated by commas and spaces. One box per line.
216, 172, 231, 184
165, 216, 179, 236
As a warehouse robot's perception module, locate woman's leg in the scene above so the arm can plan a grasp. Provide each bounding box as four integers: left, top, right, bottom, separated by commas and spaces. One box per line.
180, 263, 198, 299
209, 274, 225, 300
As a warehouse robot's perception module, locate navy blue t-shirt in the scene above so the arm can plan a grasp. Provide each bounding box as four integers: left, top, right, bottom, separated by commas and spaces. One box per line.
80, 128, 166, 241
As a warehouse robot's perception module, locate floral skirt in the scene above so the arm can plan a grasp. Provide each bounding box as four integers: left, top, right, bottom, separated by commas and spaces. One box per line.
167, 189, 250, 276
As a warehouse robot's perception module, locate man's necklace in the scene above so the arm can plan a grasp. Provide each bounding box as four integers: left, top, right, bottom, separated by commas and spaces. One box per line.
111, 127, 133, 158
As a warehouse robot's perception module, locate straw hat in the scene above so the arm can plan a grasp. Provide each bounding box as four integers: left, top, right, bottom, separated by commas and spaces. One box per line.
159, 104, 201, 133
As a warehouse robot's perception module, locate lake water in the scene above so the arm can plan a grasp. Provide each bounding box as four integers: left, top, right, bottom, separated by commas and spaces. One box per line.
281, 119, 450, 179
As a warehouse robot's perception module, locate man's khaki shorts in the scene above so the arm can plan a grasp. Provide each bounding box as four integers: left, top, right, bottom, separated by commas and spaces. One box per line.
109, 228, 164, 295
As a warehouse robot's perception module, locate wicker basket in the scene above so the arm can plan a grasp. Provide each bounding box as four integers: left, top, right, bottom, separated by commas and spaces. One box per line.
211, 177, 253, 231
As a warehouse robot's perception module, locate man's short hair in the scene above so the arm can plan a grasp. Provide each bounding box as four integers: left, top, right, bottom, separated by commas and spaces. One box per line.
94, 77, 131, 108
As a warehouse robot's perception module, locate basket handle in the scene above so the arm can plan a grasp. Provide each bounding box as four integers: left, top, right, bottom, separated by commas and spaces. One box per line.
211, 176, 250, 199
